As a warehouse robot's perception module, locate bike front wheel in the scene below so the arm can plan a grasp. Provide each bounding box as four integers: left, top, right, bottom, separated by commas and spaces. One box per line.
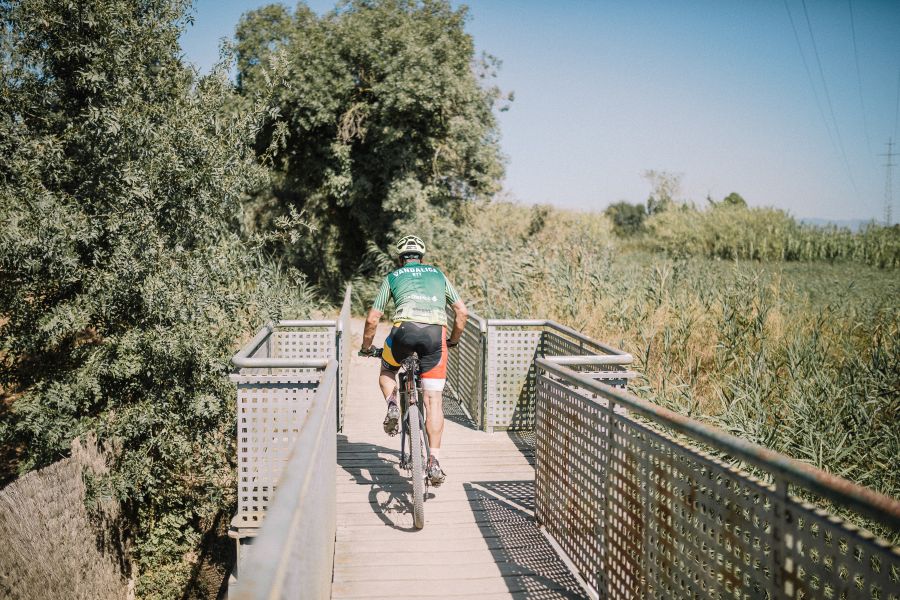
407, 403, 425, 529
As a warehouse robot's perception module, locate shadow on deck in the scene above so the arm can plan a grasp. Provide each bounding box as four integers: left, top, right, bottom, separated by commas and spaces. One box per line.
464, 481, 587, 599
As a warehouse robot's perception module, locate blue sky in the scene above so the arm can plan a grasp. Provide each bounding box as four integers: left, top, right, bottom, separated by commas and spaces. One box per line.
180, 0, 900, 222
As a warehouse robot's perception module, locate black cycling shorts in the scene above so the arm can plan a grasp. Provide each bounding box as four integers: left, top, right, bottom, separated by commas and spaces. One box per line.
381, 321, 448, 391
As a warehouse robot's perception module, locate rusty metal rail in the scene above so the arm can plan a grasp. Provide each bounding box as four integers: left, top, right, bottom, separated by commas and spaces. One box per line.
534, 358, 900, 599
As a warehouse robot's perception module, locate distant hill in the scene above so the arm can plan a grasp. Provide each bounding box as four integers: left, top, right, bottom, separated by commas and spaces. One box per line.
799, 218, 881, 232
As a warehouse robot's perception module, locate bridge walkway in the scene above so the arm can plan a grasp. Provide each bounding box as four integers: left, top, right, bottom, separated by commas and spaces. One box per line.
332, 320, 587, 599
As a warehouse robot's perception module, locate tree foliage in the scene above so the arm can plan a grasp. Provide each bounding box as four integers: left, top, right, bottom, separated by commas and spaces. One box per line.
605, 201, 647, 236
0, 0, 317, 596
720, 192, 747, 208
234, 0, 507, 294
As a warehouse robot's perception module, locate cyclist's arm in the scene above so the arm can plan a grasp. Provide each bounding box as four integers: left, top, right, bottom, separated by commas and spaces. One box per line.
445, 278, 467, 345
448, 299, 468, 345
362, 308, 382, 350
362, 277, 390, 350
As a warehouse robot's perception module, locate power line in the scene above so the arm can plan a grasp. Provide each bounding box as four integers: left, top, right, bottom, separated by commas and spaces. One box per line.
848, 0, 873, 156
881, 139, 896, 226
782, 0, 837, 154
800, 0, 860, 199
894, 70, 900, 144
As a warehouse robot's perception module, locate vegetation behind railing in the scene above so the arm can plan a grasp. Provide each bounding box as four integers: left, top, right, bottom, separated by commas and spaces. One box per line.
645, 203, 900, 267
423, 201, 900, 542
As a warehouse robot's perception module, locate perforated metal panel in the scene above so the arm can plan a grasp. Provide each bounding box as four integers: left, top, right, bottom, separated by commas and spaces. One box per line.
486, 327, 542, 430
446, 312, 485, 427
485, 326, 629, 431
231, 362, 339, 599
535, 372, 900, 600
272, 329, 334, 360
234, 375, 321, 527
232, 320, 342, 532
785, 501, 900, 599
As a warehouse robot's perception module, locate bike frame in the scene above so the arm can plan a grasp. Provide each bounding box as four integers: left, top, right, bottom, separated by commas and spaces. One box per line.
398, 355, 431, 472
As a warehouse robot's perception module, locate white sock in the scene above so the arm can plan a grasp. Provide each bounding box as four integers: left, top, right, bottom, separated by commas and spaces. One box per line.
386, 391, 397, 405
429, 448, 440, 460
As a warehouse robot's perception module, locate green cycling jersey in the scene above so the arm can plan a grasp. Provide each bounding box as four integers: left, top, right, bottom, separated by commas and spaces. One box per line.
372, 260, 460, 326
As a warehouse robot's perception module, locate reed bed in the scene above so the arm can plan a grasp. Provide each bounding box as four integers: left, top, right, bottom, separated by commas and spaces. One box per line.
422, 202, 900, 540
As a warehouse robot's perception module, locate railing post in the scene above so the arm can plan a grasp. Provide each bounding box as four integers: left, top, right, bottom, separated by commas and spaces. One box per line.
478, 325, 493, 433
771, 477, 789, 599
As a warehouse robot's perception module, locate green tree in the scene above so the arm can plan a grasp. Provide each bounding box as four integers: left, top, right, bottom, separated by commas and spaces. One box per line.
234, 3, 294, 93
0, 0, 315, 596
235, 0, 507, 294
605, 201, 647, 236
721, 192, 747, 207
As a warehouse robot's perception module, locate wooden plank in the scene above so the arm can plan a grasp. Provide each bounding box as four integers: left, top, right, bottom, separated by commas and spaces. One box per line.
333, 561, 578, 583
332, 575, 581, 598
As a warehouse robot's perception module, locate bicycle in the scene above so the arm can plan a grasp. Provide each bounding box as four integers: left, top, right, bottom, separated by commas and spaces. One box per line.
360, 348, 430, 529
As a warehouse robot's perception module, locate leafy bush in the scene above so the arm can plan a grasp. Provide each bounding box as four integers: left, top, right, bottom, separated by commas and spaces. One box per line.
0, 1, 319, 596
605, 201, 647, 236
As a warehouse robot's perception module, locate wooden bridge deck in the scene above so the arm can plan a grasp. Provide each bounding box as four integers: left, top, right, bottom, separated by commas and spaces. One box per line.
332, 320, 587, 599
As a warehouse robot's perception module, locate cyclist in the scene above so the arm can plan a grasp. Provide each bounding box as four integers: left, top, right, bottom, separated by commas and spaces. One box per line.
360, 234, 468, 486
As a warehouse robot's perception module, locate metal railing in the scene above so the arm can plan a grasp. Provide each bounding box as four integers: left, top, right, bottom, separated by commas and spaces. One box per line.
445, 308, 487, 428
533, 359, 900, 600
446, 313, 636, 432
224, 295, 900, 599
231, 360, 338, 600
227, 286, 350, 592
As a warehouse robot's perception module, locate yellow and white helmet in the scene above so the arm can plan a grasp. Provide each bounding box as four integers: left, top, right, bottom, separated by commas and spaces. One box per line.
395, 234, 426, 258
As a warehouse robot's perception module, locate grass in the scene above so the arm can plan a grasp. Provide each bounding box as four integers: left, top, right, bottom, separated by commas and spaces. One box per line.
422, 201, 899, 540
0, 437, 128, 599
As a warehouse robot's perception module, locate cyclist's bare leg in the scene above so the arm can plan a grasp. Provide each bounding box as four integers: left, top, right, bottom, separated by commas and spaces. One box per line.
423, 390, 444, 448
379, 369, 397, 402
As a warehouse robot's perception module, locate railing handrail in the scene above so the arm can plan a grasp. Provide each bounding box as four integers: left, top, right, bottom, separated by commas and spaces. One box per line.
536, 357, 900, 532
276, 319, 340, 328
231, 357, 330, 369
542, 355, 632, 366
487, 318, 633, 361
231, 293, 353, 370
466, 308, 488, 332
232, 323, 273, 365
336, 286, 352, 333
231, 359, 338, 600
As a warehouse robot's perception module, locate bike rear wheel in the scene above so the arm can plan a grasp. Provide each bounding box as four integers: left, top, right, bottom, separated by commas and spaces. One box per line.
407, 403, 425, 529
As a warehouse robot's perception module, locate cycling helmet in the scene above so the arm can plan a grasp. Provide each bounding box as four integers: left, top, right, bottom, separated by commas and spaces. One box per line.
395, 234, 426, 258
